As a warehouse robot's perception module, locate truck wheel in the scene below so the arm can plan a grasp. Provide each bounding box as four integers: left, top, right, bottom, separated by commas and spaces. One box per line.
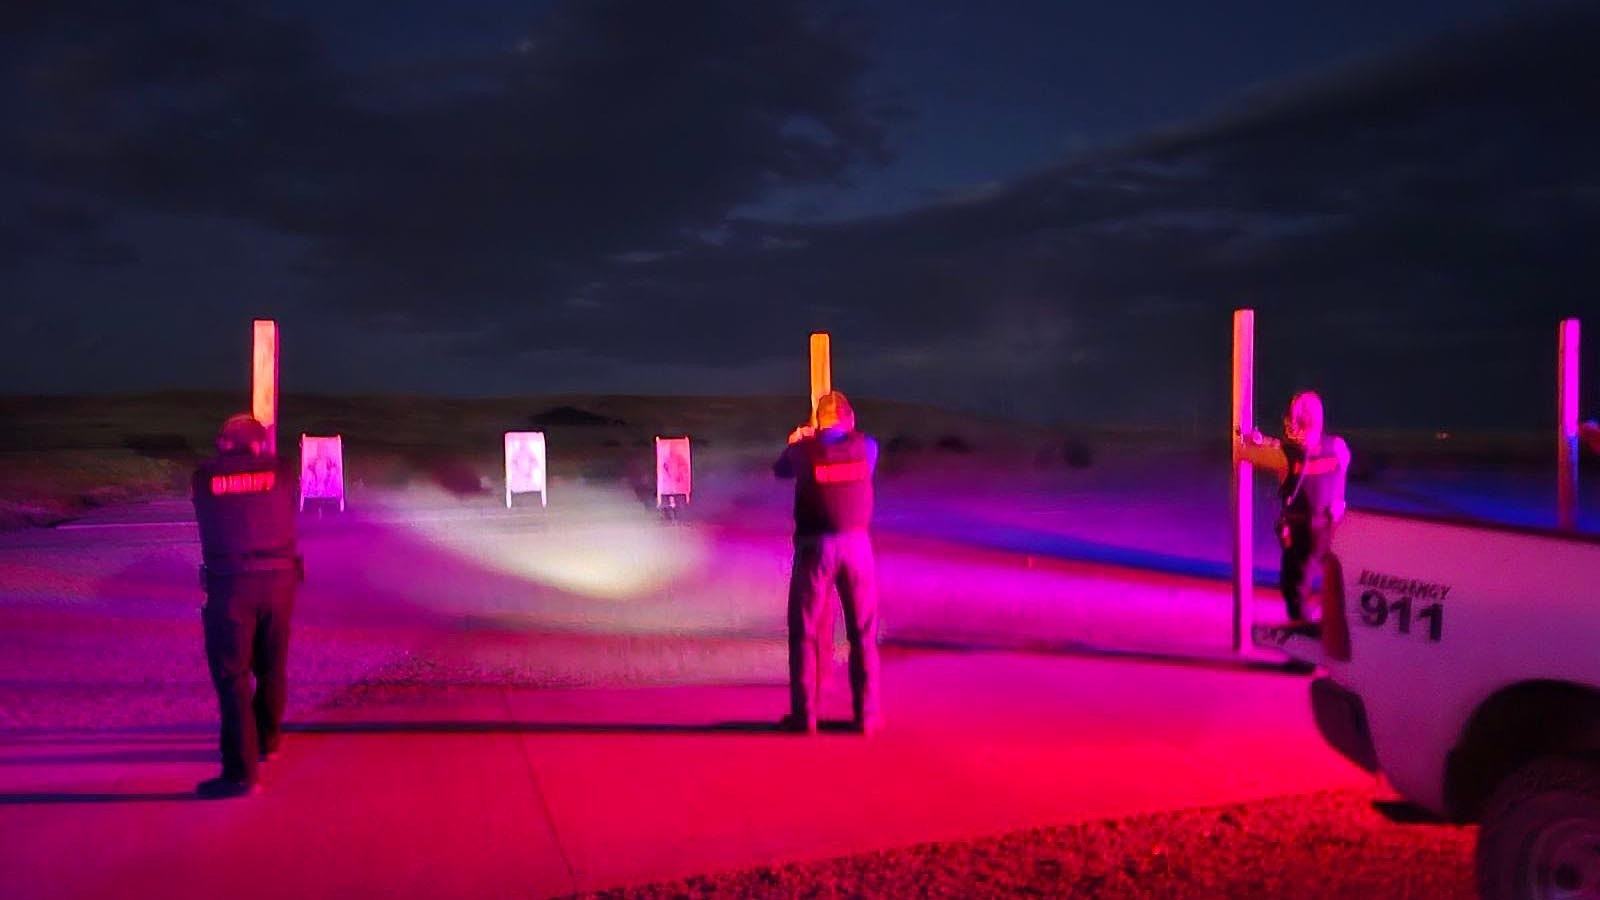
1476, 756, 1600, 900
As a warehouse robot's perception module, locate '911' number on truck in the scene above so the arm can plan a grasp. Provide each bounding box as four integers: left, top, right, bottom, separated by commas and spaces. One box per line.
1359, 590, 1444, 642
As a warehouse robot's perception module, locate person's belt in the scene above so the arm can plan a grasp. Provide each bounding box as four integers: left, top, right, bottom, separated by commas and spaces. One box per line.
1280, 508, 1335, 525
201, 550, 301, 576
793, 527, 871, 541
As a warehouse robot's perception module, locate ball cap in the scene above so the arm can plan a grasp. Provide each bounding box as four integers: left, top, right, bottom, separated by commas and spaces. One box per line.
218, 413, 268, 452
816, 391, 855, 431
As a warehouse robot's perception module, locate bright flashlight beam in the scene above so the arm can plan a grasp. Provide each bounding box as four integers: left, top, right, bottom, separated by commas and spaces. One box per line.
378, 483, 709, 602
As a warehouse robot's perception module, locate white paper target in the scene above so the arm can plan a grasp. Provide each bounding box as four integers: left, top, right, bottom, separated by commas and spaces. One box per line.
299, 434, 345, 510
504, 431, 547, 507
655, 436, 692, 505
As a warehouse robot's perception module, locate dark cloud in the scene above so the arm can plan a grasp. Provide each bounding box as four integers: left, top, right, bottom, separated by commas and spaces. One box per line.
4, 1, 892, 312
5, 2, 1599, 427
578, 2, 1600, 425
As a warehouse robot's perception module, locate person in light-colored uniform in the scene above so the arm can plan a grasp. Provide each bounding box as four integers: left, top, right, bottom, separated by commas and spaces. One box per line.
1237, 391, 1351, 623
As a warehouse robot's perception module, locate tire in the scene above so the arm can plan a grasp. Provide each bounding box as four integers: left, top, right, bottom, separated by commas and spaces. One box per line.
1476, 756, 1600, 900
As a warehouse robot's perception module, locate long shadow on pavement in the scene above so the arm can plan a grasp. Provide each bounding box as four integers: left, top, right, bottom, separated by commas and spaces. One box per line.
0, 792, 203, 805
286, 719, 858, 735
0, 726, 210, 742
890, 636, 1313, 675
0, 748, 216, 765
1372, 799, 1450, 825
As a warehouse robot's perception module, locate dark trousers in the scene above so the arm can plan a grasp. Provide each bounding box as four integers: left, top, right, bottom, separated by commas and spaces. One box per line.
787, 531, 880, 724
1280, 521, 1333, 621
202, 570, 295, 784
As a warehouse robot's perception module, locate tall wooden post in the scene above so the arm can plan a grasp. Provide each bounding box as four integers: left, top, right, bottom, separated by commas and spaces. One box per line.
1558, 318, 1580, 529
809, 332, 832, 426
252, 319, 279, 456
1232, 309, 1255, 653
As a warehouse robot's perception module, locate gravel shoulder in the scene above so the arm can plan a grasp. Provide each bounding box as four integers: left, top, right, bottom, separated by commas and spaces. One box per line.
587, 788, 1475, 900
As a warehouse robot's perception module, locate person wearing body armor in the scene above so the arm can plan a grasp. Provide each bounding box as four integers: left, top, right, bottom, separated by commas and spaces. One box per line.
191, 414, 302, 798
1237, 391, 1351, 623
774, 391, 882, 736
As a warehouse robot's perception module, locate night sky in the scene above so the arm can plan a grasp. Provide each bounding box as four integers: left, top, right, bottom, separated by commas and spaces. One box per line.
5, 1, 1598, 428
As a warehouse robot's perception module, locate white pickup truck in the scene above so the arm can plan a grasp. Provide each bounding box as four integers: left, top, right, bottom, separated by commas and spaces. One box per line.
1256, 508, 1600, 900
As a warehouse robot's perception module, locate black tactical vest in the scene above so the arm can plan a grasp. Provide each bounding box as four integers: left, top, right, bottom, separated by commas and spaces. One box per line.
793, 431, 874, 536
1281, 435, 1345, 525
193, 454, 298, 573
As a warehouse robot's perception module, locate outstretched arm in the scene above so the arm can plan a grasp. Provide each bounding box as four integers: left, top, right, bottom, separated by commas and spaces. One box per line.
774, 425, 813, 479
1234, 429, 1288, 472
1328, 436, 1352, 521
774, 446, 796, 479
1301, 456, 1344, 476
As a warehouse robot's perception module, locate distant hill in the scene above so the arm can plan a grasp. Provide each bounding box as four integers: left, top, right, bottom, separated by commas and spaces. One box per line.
0, 391, 1055, 453
528, 405, 628, 428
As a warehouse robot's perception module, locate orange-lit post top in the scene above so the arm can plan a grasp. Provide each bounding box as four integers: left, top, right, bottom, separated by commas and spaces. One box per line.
809, 332, 831, 427
252, 319, 279, 456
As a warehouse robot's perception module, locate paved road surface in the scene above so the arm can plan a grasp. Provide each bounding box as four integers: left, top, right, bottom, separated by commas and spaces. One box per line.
0, 485, 1364, 898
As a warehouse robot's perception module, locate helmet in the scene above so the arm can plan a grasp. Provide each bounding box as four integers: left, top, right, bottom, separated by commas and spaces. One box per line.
816, 391, 855, 431
217, 413, 268, 454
